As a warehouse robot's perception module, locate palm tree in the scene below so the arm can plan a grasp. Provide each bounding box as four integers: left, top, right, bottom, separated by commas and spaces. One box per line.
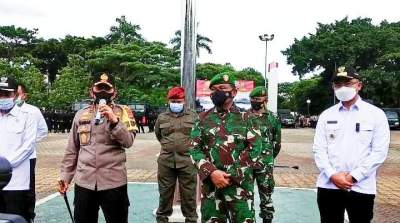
170, 30, 212, 57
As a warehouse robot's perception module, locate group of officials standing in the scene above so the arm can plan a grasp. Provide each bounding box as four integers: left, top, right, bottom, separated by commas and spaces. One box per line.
0, 66, 390, 223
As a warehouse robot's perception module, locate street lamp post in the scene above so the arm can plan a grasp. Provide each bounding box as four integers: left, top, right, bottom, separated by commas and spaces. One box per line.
306, 99, 311, 117
259, 33, 274, 88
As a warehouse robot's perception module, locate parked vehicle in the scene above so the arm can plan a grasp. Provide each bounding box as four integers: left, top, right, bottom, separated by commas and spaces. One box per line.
383, 108, 400, 129
278, 109, 296, 128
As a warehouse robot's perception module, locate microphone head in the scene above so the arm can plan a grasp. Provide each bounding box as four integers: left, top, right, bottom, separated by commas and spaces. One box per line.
99, 99, 107, 105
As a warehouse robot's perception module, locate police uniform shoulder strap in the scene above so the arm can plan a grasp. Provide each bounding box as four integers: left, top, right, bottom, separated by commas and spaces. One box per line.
115, 104, 138, 132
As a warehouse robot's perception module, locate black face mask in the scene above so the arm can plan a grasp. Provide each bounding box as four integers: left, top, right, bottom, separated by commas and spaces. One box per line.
211, 90, 231, 107
251, 101, 264, 111
94, 92, 112, 104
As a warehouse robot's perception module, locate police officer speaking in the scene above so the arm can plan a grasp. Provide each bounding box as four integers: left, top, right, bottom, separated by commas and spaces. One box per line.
313, 67, 390, 223
58, 73, 138, 223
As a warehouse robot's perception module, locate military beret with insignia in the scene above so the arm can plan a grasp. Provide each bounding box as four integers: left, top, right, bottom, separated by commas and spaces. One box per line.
93, 72, 115, 88
0, 76, 17, 92
167, 86, 185, 99
332, 66, 360, 83
250, 86, 267, 98
209, 72, 236, 89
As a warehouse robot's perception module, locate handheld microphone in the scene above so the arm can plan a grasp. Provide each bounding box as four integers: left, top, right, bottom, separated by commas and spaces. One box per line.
95, 99, 107, 125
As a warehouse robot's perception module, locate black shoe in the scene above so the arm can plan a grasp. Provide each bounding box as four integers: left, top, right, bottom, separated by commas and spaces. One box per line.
263, 219, 272, 223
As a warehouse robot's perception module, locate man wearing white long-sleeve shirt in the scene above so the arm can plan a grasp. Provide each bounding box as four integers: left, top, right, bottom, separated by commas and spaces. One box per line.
0, 76, 38, 222
16, 83, 48, 221
313, 67, 390, 223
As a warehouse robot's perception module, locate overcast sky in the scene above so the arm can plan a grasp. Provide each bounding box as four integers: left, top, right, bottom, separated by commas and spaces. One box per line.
1, 0, 399, 83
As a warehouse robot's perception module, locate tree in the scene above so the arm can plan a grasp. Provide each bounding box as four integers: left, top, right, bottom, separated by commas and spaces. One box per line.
235, 67, 264, 86
0, 25, 38, 59
86, 41, 180, 105
282, 17, 381, 80
282, 17, 400, 109
0, 57, 47, 107
170, 30, 212, 57
278, 77, 332, 115
106, 16, 143, 43
196, 63, 235, 80
31, 38, 68, 83
48, 55, 91, 109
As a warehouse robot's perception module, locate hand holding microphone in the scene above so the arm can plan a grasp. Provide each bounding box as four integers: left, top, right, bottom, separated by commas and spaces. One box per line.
96, 99, 118, 125
95, 99, 107, 125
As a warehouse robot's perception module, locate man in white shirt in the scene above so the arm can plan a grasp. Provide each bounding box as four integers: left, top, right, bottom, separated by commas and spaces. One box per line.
0, 76, 38, 222
313, 67, 390, 223
15, 83, 48, 221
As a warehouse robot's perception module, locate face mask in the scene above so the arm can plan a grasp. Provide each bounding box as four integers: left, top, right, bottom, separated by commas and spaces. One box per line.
0, 98, 15, 111
334, 86, 357, 102
15, 97, 24, 107
169, 102, 184, 113
94, 92, 112, 104
211, 90, 231, 107
251, 101, 264, 111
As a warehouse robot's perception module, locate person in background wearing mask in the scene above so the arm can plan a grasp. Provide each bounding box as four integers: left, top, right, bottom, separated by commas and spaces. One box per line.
313, 66, 390, 223
0, 76, 38, 222
154, 86, 198, 223
246, 86, 281, 223
189, 72, 261, 222
58, 73, 137, 223
15, 83, 48, 221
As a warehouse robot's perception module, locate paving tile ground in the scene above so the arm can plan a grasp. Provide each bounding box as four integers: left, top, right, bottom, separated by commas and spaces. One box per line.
35, 129, 400, 223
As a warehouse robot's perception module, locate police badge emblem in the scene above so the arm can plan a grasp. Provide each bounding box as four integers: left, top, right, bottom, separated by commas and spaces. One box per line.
100, 73, 108, 82
223, 74, 229, 82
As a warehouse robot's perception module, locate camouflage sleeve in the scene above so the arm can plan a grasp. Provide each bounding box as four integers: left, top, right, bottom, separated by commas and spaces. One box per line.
246, 115, 265, 169
270, 113, 281, 158
188, 119, 217, 181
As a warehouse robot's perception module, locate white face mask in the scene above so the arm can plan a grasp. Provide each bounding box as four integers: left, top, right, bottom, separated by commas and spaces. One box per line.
334, 86, 357, 102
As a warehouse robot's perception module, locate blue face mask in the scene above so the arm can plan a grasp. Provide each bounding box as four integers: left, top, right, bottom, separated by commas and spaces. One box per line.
0, 98, 15, 111
169, 102, 184, 113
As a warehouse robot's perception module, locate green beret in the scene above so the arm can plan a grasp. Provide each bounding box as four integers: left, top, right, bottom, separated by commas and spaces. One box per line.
250, 86, 267, 98
209, 72, 236, 89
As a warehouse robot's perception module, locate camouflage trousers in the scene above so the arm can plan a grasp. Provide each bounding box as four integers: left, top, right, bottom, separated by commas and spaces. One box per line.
254, 167, 275, 220
200, 179, 255, 223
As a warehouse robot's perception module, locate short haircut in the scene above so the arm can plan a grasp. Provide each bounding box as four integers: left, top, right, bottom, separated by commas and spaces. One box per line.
18, 83, 28, 93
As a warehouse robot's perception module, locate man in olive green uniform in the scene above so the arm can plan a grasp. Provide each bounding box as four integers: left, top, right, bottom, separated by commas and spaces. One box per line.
58, 73, 138, 223
247, 86, 281, 223
155, 87, 198, 223
189, 73, 262, 223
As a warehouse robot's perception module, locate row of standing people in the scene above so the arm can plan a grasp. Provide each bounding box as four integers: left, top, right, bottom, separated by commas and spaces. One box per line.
154, 67, 390, 223
0, 66, 390, 223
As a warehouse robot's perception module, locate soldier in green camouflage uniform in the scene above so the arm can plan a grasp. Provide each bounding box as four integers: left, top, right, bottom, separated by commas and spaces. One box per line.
189, 73, 262, 223
246, 86, 281, 223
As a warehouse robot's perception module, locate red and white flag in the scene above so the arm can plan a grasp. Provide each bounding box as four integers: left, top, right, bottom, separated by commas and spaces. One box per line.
268, 62, 279, 72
